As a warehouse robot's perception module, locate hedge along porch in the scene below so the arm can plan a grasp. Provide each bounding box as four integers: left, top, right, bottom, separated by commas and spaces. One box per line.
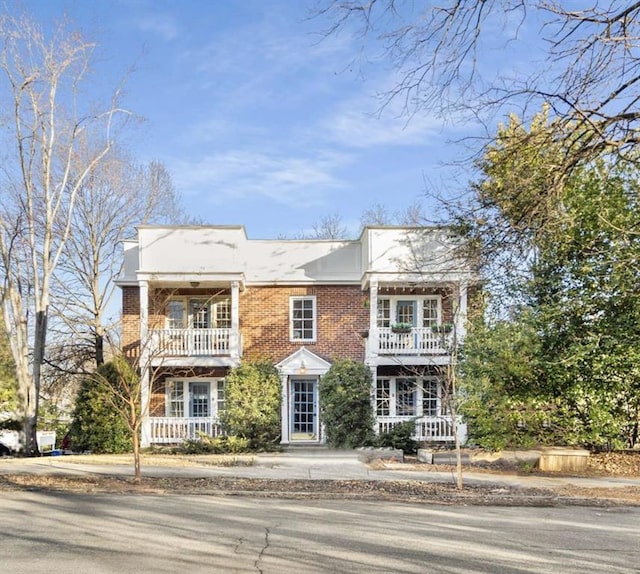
276, 347, 331, 445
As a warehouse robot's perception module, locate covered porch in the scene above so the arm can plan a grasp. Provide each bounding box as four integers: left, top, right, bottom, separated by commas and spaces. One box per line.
149, 416, 225, 444
376, 415, 466, 443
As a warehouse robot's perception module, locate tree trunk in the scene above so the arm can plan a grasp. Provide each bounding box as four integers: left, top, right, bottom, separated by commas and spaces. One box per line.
132, 426, 141, 483
24, 309, 48, 456
95, 331, 104, 368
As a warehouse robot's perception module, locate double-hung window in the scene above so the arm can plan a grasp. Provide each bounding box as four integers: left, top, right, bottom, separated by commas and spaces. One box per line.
422, 298, 440, 329
167, 300, 186, 329
290, 296, 316, 342
377, 299, 391, 328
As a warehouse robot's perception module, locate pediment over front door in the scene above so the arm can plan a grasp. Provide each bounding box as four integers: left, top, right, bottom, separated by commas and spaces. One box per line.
276, 347, 331, 376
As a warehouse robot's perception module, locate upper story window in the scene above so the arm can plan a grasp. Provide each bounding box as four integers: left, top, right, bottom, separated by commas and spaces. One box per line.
377, 299, 391, 327
290, 296, 316, 342
377, 296, 441, 328
166, 296, 231, 329
422, 298, 439, 328
167, 300, 186, 329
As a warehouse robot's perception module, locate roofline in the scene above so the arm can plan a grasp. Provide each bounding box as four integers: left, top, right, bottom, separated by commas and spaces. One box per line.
357, 224, 454, 240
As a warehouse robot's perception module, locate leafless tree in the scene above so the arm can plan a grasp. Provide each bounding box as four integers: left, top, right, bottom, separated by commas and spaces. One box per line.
285, 211, 351, 239
51, 149, 183, 372
0, 12, 128, 454
319, 1, 640, 170
360, 200, 426, 227
360, 203, 392, 226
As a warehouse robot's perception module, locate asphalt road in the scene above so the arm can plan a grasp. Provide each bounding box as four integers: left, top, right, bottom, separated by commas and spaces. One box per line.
0, 492, 638, 573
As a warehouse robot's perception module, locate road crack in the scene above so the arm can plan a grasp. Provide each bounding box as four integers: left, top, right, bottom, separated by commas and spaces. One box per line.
234, 537, 245, 554
254, 524, 278, 573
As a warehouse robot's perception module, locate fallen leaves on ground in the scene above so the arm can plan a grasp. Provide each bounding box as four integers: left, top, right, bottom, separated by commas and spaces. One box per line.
0, 473, 638, 507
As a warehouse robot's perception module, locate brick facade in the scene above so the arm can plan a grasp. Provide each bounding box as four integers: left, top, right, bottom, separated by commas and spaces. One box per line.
122, 286, 140, 358
240, 285, 368, 364
124, 283, 457, 366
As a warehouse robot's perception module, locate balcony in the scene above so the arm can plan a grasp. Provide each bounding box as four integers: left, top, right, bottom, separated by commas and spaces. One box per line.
376, 327, 451, 355
149, 416, 225, 444
377, 416, 464, 443
150, 328, 241, 357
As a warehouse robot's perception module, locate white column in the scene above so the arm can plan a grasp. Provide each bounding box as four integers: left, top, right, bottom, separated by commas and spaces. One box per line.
370, 365, 378, 435
456, 280, 468, 343
367, 280, 379, 364
138, 280, 151, 448
279, 374, 289, 444
230, 281, 240, 362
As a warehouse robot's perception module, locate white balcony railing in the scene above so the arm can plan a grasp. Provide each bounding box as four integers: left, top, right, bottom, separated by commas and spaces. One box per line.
150, 416, 225, 444
377, 416, 461, 442
376, 327, 451, 355
151, 328, 240, 357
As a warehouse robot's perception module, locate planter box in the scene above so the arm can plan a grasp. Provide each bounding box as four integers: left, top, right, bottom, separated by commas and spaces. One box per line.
538, 447, 589, 473
357, 447, 404, 463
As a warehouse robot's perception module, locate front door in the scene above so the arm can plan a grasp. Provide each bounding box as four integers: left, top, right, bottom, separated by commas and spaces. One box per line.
290, 378, 318, 441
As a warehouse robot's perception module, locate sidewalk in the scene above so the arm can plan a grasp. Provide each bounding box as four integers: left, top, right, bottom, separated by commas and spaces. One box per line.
1, 449, 639, 490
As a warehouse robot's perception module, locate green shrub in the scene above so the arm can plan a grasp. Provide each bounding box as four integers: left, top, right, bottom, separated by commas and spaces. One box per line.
68, 362, 132, 454
178, 434, 250, 454
222, 360, 281, 449
319, 359, 375, 448
376, 420, 418, 454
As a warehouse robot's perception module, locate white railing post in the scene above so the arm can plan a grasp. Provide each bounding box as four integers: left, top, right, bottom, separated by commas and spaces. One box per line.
367, 280, 379, 363
231, 281, 240, 361
138, 280, 152, 448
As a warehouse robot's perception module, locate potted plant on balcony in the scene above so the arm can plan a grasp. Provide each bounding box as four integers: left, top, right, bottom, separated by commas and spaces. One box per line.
431, 322, 454, 334
391, 322, 413, 334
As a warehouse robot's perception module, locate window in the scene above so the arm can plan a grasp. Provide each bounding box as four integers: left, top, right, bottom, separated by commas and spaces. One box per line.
376, 379, 391, 416
190, 299, 210, 329
165, 379, 225, 418
422, 298, 439, 329
213, 298, 231, 328
396, 301, 416, 326
290, 296, 316, 341
422, 379, 439, 416
396, 378, 416, 416
374, 297, 442, 330
377, 299, 390, 327
166, 297, 232, 329
375, 377, 443, 418
167, 381, 184, 417
167, 300, 186, 329
216, 380, 225, 413
189, 382, 210, 417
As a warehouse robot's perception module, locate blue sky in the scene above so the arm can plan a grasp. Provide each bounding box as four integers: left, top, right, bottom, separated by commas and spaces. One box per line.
22, 0, 487, 238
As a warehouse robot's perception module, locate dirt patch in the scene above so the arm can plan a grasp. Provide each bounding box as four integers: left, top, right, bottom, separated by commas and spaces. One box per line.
0, 472, 637, 507
0, 474, 575, 505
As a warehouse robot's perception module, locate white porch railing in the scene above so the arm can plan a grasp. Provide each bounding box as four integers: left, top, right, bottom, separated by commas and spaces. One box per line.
151, 328, 239, 356
376, 327, 451, 355
377, 416, 460, 442
150, 416, 225, 444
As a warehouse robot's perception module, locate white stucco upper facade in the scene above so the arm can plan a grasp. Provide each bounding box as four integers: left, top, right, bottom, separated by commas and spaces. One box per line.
116, 225, 476, 286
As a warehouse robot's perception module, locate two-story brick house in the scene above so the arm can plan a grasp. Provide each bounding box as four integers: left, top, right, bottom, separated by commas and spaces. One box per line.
117, 225, 474, 447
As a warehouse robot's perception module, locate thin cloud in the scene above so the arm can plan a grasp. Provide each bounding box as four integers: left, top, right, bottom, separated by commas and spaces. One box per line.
134, 13, 180, 40
170, 149, 350, 207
